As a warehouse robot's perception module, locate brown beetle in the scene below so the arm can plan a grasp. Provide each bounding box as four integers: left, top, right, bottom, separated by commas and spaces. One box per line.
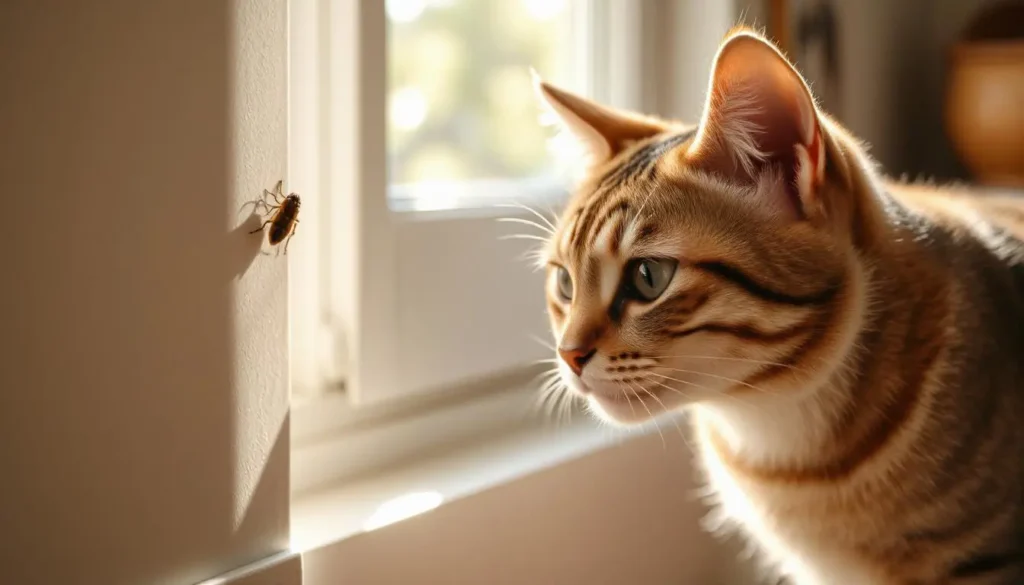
249, 180, 301, 255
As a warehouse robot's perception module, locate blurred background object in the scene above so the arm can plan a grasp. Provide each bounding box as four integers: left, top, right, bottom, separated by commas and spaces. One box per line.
944, 0, 1024, 188
386, 0, 575, 206
756, 0, 1024, 188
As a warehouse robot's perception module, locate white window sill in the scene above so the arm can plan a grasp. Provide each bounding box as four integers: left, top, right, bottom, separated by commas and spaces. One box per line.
290, 418, 620, 551
292, 415, 759, 585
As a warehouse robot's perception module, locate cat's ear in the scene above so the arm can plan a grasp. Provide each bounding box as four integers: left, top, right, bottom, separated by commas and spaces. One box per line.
685, 30, 828, 220
532, 72, 666, 167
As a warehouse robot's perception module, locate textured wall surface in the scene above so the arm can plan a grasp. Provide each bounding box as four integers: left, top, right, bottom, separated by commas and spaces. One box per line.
0, 1, 291, 584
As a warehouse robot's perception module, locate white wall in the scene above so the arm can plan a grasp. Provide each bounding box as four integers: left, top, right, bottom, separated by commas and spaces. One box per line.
0, 1, 293, 584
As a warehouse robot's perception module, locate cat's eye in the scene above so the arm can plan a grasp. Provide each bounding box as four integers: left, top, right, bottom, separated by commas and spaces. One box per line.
627, 258, 677, 301
555, 266, 573, 302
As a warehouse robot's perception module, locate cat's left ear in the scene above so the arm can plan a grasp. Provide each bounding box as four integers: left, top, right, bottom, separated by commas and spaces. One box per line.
532, 72, 667, 168
685, 30, 830, 221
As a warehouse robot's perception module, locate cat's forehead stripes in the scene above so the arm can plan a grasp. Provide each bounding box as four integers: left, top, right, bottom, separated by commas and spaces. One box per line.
569, 129, 696, 250
590, 199, 629, 253
594, 130, 695, 193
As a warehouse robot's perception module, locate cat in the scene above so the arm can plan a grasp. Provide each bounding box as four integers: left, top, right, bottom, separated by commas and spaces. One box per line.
532, 26, 1024, 585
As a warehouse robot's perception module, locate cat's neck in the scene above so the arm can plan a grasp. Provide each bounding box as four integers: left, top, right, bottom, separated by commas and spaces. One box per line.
691, 206, 946, 472
691, 315, 867, 469
691, 369, 858, 468
691, 239, 882, 469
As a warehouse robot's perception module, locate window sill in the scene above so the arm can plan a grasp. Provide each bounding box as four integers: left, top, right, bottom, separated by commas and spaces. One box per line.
291, 418, 617, 551
292, 416, 758, 585
290, 369, 560, 494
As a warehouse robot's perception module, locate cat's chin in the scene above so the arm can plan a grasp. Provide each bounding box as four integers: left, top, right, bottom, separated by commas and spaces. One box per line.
584, 386, 681, 425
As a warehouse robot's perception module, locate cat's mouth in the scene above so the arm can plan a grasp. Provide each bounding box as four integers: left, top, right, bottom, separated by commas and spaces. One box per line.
588, 385, 666, 406
570, 375, 679, 424
583, 384, 674, 423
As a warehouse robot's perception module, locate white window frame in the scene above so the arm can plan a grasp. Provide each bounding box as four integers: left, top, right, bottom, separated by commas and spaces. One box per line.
287, 0, 719, 494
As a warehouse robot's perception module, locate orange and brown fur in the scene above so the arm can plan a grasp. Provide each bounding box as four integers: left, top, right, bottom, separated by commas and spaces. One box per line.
534, 27, 1024, 585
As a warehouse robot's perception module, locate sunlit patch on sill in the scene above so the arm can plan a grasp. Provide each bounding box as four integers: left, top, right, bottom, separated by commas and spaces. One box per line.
362, 490, 445, 532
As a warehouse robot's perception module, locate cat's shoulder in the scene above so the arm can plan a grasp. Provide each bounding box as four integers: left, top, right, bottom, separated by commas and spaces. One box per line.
887, 180, 1024, 303
886, 180, 1024, 238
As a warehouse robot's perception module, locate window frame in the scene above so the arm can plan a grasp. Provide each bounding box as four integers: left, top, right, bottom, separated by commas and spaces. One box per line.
288, 0, 726, 493
330, 0, 624, 408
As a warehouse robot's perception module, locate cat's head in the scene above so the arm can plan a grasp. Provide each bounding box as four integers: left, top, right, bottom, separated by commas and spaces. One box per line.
535, 28, 878, 425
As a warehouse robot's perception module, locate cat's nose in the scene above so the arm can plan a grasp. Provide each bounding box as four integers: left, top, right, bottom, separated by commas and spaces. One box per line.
559, 345, 596, 376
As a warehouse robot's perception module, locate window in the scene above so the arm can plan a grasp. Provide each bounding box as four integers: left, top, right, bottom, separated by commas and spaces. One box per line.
386, 0, 577, 210
288, 0, 686, 494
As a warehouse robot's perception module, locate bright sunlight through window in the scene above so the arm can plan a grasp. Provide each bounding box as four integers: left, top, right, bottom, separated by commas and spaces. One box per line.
387, 0, 573, 208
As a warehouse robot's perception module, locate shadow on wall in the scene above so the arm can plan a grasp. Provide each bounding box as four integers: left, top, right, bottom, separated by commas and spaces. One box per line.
0, 2, 285, 584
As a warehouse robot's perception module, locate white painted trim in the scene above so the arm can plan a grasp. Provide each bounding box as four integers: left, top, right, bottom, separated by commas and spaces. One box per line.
288, 0, 336, 398
291, 370, 559, 495
324, 0, 562, 408
327, 0, 397, 405
194, 551, 302, 585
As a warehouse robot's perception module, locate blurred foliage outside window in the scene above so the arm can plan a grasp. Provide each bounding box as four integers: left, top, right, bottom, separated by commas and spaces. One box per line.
387, 0, 573, 194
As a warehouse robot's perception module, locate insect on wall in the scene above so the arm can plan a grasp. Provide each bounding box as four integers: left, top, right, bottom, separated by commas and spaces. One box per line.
247, 180, 301, 256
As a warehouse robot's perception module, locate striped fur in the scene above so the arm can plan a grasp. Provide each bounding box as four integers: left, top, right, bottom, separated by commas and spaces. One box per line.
536, 27, 1024, 585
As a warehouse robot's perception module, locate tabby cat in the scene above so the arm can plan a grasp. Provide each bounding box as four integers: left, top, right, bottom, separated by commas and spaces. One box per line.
533, 26, 1024, 585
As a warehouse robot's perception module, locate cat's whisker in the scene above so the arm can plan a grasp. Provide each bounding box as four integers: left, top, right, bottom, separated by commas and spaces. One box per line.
529, 335, 557, 352
635, 379, 690, 449
496, 216, 555, 236
643, 354, 810, 374
532, 387, 553, 420
536, 367, 564, 409
513, 244, 548, 266
541, 201, 560, 227
498, 233, 551, 244
533, 375, 563, 420
521, 247, 550, 272
559, 386, 576, 427
645, 372, 759, 408
655, 366, 771, 394
531, 368, 561, 395
639, 378, 695, 451
540, 386, 557, 423
641, 377, 743, 427
612, 380, 639, 421
553, 388, 565, 426
632, 177, 662, 226
642, 370, 709, 392
624, 380, 665, 449
493, 202, 558, 232
640, 376, 698, 402
548, 388, 568, 426
534, 365, 561, 378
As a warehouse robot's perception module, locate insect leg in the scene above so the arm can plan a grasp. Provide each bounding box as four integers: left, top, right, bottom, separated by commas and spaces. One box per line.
248, 218, 273, 234
266, 181, 285, 204
242, 198, 272, 214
